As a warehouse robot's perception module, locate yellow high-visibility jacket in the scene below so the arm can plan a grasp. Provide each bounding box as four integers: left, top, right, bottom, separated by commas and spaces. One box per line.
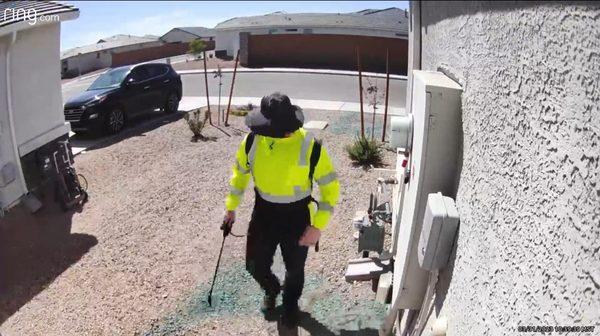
225, 128, 340, 230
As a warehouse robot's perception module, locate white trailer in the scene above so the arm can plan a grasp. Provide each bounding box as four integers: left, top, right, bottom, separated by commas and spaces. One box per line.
0, 1, 79, 215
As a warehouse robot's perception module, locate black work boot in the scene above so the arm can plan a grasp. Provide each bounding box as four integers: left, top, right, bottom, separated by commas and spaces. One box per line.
280, 304, 300, 328
277, 317, 299, 336
260, 291, 279, 313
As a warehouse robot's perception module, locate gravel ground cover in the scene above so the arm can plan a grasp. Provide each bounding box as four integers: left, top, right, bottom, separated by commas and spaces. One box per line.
0, 109, 395, 336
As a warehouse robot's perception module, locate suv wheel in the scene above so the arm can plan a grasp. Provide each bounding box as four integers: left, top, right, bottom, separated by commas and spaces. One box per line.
164, 92, 179, 114
106, 108, 125, 134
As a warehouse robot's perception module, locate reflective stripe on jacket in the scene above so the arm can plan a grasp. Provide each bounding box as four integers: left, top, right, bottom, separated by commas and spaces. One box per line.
225, 128, 340, 230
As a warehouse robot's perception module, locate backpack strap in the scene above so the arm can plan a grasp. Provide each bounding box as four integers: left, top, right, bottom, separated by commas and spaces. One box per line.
309, 139, 322, 252
309, 139, 322, 186
245, 132, 256, 166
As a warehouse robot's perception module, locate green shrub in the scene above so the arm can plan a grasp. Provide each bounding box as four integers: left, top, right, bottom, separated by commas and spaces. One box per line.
229, 109, 249, 116
228, 102, 255, 117
345, 136, 383, 166
188, 39, 207, 57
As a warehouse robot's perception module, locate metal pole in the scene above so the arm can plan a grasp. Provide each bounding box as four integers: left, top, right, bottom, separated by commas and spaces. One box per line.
382, 48, 390, 142
203, 51, 213, 125
225, 49, 240, 126
217, 78, 222, 125
357, 46, 365, 138
371, 98, 377, 141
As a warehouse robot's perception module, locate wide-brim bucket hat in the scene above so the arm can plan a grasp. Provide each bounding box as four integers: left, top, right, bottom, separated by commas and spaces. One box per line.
245, 92, 304, 138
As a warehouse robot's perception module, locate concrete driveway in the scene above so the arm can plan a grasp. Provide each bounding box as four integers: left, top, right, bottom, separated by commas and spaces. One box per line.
68, 109, 182, 155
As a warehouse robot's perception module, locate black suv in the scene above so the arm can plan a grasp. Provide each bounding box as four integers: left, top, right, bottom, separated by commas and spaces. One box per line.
64, 63, 182, 135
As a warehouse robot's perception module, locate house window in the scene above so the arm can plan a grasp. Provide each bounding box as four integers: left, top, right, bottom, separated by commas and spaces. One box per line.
303, 29, 313, 34
268, 29, 278, 34
96, 52, 100, 59
285, 28, 298, 32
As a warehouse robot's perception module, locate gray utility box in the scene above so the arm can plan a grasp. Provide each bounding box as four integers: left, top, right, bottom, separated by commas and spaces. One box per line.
390, 114, 413, 151
354, 211, 385, 254
418, 192, 459, 270
392, 71, 462, 309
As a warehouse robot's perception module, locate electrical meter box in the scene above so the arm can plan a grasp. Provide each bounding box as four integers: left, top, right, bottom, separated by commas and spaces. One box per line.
418, 192, 459, 270
392, 70, 462, 309
390, 114, 413, 151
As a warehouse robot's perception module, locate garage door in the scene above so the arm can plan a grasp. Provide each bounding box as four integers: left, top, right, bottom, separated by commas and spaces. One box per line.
247, 34, 408, 75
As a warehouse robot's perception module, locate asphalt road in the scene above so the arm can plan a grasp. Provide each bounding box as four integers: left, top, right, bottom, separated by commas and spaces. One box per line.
62, 71, 407, 107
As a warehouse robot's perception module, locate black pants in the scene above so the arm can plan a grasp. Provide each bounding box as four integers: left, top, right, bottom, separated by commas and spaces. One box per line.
246, 190, 310, 311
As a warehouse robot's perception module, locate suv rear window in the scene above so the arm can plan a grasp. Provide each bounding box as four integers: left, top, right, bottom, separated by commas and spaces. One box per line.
129, 66, 151, 82
147, 64, 169, 78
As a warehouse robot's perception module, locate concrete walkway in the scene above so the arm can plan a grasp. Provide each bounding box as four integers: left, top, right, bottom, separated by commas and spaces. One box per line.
179, 96, 406, 116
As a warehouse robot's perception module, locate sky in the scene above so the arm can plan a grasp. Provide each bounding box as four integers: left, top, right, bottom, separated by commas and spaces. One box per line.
61, 1, 408, 51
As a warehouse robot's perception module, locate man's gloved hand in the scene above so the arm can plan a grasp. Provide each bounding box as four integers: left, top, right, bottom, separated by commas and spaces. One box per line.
221, 210, 235, 237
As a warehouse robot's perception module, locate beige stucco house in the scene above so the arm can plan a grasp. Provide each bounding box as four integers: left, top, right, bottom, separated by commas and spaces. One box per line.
0, 1, 78, 215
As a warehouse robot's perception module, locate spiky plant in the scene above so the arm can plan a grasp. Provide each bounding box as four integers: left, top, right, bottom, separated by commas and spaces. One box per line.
345, 136, 383, 167
184, 108, 209, 140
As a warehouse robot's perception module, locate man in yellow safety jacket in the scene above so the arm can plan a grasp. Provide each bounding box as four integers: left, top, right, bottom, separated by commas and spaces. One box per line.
221, 92, 340, 332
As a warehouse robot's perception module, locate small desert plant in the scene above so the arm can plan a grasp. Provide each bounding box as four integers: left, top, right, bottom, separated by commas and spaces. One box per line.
228, 102, 255, 117
229, 109, 249, 117
345, 136, 383, 166
184, 108, 209, 140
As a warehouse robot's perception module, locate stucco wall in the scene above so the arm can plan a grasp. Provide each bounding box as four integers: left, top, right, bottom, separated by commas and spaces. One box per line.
417, 2, 600, 335
0, 22, 69, 208
0, 37, 24, 209
63, 50, 111, 77
215, 30, 242, 57
10, 23, 66, 148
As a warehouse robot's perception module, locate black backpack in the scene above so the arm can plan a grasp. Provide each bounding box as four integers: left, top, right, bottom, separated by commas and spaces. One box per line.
244, 132, 321, 185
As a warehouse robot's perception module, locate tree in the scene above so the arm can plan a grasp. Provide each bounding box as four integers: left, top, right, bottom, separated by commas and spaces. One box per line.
188, 39, 207, 60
